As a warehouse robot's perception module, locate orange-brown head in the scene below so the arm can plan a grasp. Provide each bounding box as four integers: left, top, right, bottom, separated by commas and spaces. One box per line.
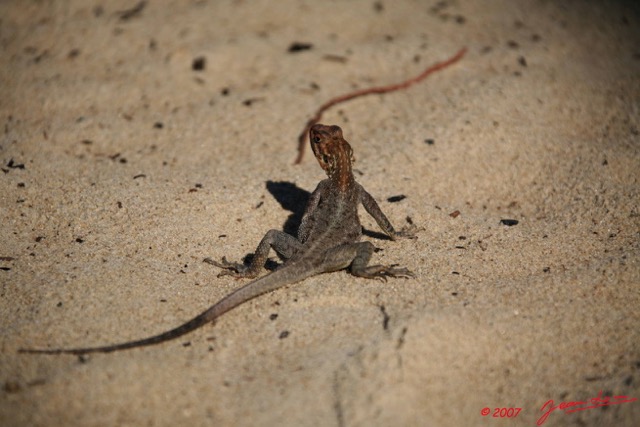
309, 124, 355, 182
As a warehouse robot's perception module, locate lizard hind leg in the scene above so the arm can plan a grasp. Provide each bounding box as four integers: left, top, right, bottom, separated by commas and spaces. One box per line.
208, 229, 302, 279
350, 241, 415, 281
321, 241, 415, 281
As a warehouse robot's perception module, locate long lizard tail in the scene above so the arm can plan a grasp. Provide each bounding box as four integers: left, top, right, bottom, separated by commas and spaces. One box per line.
19, 266, 313, 355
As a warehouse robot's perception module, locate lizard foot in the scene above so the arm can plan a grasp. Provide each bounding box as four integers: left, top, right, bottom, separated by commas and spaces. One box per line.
203, 257, 258, 279
354, 264, 415, 281
392, 224, 419, 240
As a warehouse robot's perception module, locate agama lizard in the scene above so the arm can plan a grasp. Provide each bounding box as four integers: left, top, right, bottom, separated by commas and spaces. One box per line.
19, 124, 416, 355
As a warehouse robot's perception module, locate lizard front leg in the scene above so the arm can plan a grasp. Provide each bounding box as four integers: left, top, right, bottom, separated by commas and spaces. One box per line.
208, 230, 302, 279
320, 241, 415, 281
359, 185, 417, 240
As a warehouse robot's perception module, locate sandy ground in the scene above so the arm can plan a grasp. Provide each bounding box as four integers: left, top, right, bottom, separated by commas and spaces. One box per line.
1, 1, 639, 426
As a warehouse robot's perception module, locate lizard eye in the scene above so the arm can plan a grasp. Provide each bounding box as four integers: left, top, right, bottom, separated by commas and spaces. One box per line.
313, 136, 322, 144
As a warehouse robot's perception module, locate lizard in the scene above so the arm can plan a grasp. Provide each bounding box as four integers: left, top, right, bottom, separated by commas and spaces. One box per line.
19, 124, 416, 355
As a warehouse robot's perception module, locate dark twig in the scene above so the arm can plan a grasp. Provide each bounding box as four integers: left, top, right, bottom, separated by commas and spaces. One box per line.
295, 47, 467, 164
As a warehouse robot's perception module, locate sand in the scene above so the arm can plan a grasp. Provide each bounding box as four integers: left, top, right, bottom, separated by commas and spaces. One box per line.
1, 1, 639, 426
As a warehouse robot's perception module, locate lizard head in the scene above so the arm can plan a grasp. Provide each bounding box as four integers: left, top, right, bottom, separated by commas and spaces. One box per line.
309, 124, 355, 179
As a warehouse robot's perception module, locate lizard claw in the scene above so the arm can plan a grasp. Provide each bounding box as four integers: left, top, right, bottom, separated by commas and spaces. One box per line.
355, 265, 415, 281
379, 265, 415, 279
204, 257, 256, 278
393, 224, 419, 240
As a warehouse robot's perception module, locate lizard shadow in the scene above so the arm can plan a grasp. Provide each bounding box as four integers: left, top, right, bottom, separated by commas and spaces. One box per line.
235, 181, 308, 271
266, 180, 309, 237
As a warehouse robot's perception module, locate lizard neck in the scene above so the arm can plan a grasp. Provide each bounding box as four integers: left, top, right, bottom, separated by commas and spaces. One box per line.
327, 148, 355, 192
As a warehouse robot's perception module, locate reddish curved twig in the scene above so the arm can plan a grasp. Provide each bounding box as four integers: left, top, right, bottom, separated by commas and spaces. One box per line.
295, 47, 467, 164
